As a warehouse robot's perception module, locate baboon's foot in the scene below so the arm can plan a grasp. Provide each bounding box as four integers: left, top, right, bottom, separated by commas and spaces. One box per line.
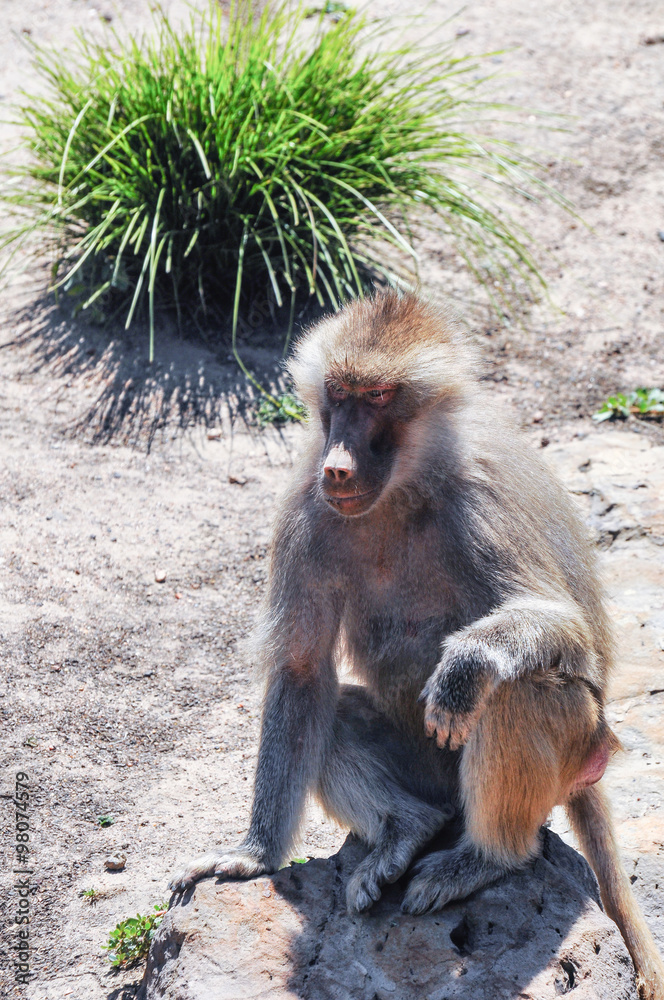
169, 845, 271, 893
345, 841, 414, 913
346, 855, 384, 913
401, 844, 505, 915
346, 806, 453, 913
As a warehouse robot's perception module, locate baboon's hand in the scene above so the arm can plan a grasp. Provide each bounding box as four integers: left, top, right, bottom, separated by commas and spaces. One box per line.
168, 844, 273, 893
420, 643, 498, 750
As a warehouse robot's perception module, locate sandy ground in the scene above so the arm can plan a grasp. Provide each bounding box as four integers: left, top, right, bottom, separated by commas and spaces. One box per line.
0, 0, 663, 997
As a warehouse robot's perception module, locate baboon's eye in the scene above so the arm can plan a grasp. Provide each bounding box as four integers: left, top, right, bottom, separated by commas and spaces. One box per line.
327, 381, 349, 402
365, 386, 396, 406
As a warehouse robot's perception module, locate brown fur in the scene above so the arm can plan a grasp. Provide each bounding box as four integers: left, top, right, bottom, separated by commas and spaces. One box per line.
170, 291, 663, 999
569, 786, 664, 1000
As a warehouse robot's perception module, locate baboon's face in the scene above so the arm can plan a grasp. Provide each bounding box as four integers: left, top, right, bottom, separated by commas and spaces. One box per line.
319, 380, 401, 516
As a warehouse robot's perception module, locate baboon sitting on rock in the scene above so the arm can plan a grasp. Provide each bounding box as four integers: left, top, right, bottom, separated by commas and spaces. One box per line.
171, 292, 664, 1000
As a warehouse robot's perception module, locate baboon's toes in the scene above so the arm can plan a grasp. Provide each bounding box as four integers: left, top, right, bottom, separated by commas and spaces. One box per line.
383, 861, 406, 883
400, 873, 450, 915
346, 873, 382, 914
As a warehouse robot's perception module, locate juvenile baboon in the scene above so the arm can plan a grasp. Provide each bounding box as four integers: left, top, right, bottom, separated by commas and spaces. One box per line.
170, 292, 663, 999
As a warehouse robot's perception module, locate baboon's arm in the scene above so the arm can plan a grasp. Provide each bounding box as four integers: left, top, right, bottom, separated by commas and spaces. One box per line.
421, 597, 599, 750
243, 653, 338, 870
244, 513, 342, 870
167, 526, 341, 892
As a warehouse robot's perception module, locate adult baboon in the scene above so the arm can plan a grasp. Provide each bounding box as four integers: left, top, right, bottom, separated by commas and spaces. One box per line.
170, 292, 663, 999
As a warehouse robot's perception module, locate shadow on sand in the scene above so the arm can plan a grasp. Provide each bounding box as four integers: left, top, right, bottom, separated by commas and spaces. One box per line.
1, 290, 303, 451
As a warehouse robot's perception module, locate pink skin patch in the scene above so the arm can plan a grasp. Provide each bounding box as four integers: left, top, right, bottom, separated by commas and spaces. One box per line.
343, 383, 395, 393
328, 382, 397, 405
570, 740, 611, 794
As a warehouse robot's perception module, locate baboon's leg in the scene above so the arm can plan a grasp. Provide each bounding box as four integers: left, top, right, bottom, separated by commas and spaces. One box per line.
402, 677, 601, 914
317, 686, 453, 913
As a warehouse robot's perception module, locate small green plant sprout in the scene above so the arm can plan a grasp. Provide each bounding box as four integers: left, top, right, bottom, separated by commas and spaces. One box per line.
592, 388, 664, 422
97, 814, 115, 827
103, 903, 167, 968
80, 887, 100, 904
290, 857, 308, 865
256, 392, 307, 427
1, 0, 568, 371
305, 1, 353, 19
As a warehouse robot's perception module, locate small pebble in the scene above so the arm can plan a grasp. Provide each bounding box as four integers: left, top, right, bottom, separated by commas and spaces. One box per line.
104, 855, 126, 871
658, 231, 664, 242
155, 570, 167, 583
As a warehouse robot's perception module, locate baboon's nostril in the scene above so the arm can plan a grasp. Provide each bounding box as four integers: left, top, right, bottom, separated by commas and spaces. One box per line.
324, 464, 352, 482
323, 445, 355, 483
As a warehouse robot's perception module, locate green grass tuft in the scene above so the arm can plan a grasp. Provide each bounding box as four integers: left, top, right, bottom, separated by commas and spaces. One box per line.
256, 392, 307, 426
305, 1, 354, 20
2, 1, 567, 365
593, 388, 664, 422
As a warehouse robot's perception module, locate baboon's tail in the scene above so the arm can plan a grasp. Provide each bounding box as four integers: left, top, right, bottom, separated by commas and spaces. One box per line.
567, 783, 664, 1000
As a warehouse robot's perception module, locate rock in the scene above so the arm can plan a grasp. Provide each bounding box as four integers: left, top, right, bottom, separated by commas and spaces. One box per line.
544, 430, 664, 955
104, 854, 126, 871
142, 832, 637, 1000
155, 570, 167, 583
545, 431, 664, 546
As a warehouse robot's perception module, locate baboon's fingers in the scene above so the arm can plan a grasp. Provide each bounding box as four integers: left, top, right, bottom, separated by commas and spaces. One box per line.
169, 851, 226, 892
213, 851, 268, 879
168, 847, 268, 892
423, 703, 452, 746
448, 706, 485, 750
424, 702, 479, 750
